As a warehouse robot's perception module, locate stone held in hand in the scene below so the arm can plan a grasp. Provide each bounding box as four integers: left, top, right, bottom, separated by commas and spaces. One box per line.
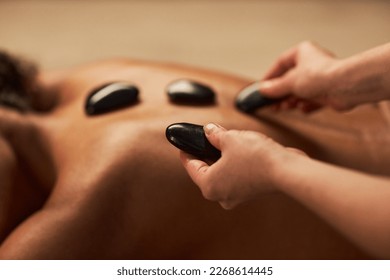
235, 81, 279, 113
165, 122, 221, 162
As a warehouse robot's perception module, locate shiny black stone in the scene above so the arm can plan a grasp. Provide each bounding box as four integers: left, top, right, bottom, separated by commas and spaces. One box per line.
166, 79, 215, 104
85, 82, 139, 115
166, 122, 221, 161
235, 81, 279, 113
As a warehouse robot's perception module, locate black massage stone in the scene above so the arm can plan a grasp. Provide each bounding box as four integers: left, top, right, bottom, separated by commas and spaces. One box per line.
166, 122, 221, 162
166, 79, 215, 104
85, 82, 139, 115
235, 81, 279, 113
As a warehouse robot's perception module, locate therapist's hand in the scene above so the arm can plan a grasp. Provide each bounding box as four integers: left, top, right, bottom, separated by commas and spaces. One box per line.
260, 41, 340, 112
180, 123, 307, 209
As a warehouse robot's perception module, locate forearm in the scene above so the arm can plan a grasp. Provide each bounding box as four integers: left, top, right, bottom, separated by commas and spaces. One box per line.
329, 43, 390, 109
275, 154, 390, 258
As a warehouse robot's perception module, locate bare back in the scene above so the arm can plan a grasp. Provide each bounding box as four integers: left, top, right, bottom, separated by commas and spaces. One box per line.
2, 59, 388, 259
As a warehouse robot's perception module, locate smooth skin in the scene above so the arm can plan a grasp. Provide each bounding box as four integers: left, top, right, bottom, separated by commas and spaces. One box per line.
181, 41, 390, 258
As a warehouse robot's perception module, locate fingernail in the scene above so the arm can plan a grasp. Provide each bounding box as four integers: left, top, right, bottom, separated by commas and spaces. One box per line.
204, 123, 218, 135
260, 81, 275, 91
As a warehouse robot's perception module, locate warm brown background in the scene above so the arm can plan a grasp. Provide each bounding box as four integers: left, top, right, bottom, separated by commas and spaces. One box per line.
0, 0, 389, 78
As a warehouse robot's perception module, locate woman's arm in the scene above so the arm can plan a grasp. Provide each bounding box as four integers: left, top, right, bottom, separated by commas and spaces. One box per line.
181, 123, 390, 258
328, 43, 390, 109
277, 151, 390, 259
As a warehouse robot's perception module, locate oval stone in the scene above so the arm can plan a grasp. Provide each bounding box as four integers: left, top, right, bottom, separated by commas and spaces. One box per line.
166, 79, 215, 104
235, 81, 279, 113
166, 122, 221, 162
85, 82, 139, 115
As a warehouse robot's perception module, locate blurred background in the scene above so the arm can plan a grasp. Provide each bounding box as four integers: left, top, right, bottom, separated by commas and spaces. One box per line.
0, 0, 389, 79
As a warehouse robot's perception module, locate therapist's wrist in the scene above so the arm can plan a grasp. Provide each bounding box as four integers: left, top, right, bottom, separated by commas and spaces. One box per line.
269, 148, 312, 193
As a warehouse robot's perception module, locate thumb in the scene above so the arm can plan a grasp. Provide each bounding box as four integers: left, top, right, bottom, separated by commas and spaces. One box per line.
179, 123, 226, 191
259, 72, 294, 98
203, 123, 227, 150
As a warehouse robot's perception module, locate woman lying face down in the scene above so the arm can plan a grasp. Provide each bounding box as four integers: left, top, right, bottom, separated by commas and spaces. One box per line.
1, 52, 388, 259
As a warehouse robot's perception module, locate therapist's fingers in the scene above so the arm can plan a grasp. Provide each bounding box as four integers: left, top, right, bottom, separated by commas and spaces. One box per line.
181, 124, 229, 200
180, 151, 210, 190
180, 151, 225, 202
262, 45, 298, 80
259, 71, 296, 99
203, 123, 227, 150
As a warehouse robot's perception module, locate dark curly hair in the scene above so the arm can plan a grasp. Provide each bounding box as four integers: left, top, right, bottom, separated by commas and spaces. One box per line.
0, 50, 37, 111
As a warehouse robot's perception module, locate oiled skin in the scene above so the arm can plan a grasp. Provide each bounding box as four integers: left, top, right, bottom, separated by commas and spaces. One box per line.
2, 59, 388, 259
